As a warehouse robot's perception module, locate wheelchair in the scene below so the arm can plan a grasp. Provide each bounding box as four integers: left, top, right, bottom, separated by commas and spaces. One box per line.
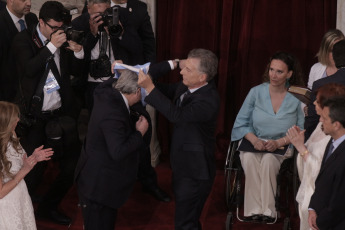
224, 140, 300, 230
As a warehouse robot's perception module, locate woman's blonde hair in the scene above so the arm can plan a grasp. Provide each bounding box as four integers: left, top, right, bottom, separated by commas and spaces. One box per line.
0, 101, 21, 180
316, 29, 345, 66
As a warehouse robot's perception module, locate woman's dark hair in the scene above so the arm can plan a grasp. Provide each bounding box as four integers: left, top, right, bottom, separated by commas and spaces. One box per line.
263, 51, 304, 87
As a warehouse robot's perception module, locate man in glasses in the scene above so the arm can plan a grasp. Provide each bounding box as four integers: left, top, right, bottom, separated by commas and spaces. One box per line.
11, 1, 84, 225
0, 0, 38, 101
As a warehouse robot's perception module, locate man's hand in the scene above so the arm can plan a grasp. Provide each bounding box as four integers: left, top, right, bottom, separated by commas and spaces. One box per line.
138, 70, 154, 93
66, 40, 83, 52
308, 210, 320, 230
136, 115, 148, 136
50, 30, 67, 48
89, 13, 103, 36
111, 60, 123, 74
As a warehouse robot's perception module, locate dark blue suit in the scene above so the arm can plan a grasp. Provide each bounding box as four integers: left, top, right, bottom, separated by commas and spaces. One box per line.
75, 78, 144, 229
0, 8, 38, 101
145, 71, 220, 229
309, 138, 345, 229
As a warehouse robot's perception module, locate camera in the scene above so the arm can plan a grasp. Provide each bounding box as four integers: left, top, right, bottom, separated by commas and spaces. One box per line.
99, 6, 123, 38
61, 25, 85, 44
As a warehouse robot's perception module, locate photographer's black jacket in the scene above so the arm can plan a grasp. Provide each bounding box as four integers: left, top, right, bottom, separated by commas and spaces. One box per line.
72, 0, 156, 80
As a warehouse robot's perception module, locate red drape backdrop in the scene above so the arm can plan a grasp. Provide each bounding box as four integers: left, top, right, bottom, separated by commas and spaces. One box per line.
155, 0, 337, 159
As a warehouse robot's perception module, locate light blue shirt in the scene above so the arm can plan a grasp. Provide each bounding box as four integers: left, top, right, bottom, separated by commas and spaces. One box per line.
231, 83, 304, 141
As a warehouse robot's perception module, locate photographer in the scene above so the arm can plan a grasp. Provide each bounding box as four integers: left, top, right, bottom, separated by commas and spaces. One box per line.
11, 1, 84, 225
72, 0, 170, 203
72, 0, 156, 112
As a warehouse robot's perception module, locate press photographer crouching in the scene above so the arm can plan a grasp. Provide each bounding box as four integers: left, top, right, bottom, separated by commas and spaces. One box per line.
11, 1, 85, 225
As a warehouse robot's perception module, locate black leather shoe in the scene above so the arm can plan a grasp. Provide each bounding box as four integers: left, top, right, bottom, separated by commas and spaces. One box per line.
262, 215, 275, 223
37, 209, 71, 225
144, 187, 171, 202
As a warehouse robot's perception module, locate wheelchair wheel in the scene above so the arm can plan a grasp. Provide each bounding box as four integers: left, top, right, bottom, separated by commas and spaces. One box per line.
283, 217, 291, 230
225, 212, 233, 230
293, 151, 301, 214
224, 141, 241, 209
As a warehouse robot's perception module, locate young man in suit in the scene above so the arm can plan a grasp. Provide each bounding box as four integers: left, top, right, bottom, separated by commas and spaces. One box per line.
0, 0, 38, 101
308, 96, 345, 230
11, 1, 84, 225
75, 70, 149, 230
305, 40, 345, 139
138, 48, 220, 230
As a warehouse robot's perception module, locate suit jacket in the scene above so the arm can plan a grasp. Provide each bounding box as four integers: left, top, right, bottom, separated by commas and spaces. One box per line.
11, 25, 78, 118
0, 8, 38, 101
74, 78, 144, 209
309, 139, 345, 230
304, 68, 345, 139
145, 67, 220, 180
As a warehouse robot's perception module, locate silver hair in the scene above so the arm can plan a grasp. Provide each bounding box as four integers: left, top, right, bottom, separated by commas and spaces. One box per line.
113, 70, 139, 94
88, 0, 111, 5
188, 48, 218, 81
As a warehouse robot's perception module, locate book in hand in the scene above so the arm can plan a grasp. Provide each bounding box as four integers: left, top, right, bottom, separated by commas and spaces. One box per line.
288, 85, 312, 105
237, 138, 289, 156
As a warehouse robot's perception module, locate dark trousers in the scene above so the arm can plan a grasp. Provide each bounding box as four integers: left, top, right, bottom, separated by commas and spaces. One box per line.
173, 175, 214, 230
20, 113, 80, 209
79, 193, 118, 230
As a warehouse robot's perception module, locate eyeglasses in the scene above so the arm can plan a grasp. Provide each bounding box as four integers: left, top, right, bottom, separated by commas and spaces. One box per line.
44, 20, 61, 31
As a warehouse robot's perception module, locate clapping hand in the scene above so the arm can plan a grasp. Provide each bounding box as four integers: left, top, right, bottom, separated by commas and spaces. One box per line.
286, 125, 305, 150
32, 145, 54, 162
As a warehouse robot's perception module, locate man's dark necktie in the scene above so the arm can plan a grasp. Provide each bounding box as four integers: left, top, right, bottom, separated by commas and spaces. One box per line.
18, 19, 26, 32
177, 90, 190, 107
325, 141, 334, 161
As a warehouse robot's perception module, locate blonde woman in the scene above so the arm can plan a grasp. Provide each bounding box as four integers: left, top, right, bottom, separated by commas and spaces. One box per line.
0, 101, 53, 230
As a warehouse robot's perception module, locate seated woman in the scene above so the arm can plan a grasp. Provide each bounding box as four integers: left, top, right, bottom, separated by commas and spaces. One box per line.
231, 51, 304, 222
0, 101, 53, 230
286, 83, 345, 230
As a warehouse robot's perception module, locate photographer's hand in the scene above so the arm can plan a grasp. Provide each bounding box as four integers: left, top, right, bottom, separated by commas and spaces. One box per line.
89, 13, 103, 36
50, 29, 67, 48
66, 40, 83, 52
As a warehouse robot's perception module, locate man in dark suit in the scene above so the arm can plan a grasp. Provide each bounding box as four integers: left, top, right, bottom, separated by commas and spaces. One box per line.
308, 96, 345, 230
75, 70, 149, 230
305, 40, 345, 139
73, 0, 170, 202
138, 48, 220, 230
11, 1, 84, 225
0, 0, 38, 101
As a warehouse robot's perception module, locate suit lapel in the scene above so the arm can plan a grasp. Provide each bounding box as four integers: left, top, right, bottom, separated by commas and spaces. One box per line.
319, 139, 345, 176
4, 10, 19, 37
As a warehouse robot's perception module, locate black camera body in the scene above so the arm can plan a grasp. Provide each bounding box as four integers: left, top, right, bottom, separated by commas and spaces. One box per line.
99, 6, 123, 38
61, 25, 85, 44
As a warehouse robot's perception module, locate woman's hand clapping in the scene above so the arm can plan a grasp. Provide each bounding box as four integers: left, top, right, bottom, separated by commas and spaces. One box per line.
32, 145, 54, 162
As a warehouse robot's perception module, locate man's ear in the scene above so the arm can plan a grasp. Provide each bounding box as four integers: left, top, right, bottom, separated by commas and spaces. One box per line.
199, 73, 207, 82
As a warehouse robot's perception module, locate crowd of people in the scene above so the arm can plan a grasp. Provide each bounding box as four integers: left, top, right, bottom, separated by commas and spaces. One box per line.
0, 0, 345, 230
231, 31, 345, 230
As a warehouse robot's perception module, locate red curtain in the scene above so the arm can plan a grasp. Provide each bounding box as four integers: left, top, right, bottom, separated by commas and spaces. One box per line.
156, 0, 337, 156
